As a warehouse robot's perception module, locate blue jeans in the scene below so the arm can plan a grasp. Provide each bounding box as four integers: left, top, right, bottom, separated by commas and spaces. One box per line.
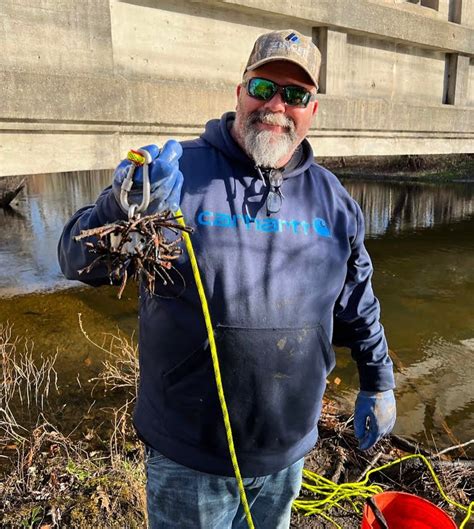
145, 445, 304, 529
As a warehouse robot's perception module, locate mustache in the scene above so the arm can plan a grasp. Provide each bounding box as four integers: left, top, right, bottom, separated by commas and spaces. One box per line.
247, 110, 296, 132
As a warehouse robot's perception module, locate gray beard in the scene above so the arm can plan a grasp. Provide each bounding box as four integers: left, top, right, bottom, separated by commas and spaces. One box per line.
241, 111, 298, 168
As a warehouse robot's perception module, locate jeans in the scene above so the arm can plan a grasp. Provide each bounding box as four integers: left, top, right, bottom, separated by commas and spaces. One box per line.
145, 445, 304, 529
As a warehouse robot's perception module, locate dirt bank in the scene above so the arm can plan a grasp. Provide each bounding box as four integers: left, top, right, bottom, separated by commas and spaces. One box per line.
320, 153, 474, 183
290, 399, 473, 529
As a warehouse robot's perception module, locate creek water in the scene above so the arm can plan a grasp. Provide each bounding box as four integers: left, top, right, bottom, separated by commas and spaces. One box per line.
0, 171, 473, 453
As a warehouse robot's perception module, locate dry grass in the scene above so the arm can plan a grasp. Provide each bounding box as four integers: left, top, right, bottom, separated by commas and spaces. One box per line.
0, 321, 147, 529
0, 322, 58, 445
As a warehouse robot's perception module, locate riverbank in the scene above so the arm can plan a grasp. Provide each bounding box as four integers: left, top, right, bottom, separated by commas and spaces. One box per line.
1, 323, 472, 528
0, 322, 146, 528
321, 153, 474, 183
2, 155, 473, 187
291, 400, 473, 529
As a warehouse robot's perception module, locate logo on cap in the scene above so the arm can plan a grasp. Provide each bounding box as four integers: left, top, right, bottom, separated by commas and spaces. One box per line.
285, 32, 300, 44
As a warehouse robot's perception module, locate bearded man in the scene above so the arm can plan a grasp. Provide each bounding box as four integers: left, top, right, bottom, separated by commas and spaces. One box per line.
59, 30, 396, 529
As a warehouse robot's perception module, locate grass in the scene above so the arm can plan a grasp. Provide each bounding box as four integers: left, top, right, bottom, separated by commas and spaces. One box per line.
0, 321, 147, 529
323, 153, 474, 183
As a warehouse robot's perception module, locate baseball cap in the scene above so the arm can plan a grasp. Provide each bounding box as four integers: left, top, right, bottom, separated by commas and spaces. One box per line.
244, 29, 322, 89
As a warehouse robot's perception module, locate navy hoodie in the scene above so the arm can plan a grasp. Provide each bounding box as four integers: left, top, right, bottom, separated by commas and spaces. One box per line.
58, 112, 394, 477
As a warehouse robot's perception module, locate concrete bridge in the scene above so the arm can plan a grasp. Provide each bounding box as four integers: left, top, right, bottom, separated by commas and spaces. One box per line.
1, 0, 473, 177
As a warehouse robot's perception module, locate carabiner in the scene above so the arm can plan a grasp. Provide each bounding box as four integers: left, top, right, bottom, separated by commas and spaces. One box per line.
119, 148, 152, 218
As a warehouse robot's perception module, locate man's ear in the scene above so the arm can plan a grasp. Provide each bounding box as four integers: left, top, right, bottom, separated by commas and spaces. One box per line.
312, 100, 319, 116
235, 84, 243, 111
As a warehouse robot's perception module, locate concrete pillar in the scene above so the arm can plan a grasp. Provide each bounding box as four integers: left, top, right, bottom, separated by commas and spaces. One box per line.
444, 54, 470, 105
448, 0, 462, 23
313, 28, 347, 95
460, 0, 474, 27
437, 0, 450, 20
434, 0, 473, 26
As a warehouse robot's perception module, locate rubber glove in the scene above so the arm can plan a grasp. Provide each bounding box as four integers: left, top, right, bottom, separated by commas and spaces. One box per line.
354, 389, 396, 450
112, 140, 183, 214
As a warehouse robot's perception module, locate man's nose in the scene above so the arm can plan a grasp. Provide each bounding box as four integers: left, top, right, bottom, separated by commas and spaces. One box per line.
262, 91, 286, 113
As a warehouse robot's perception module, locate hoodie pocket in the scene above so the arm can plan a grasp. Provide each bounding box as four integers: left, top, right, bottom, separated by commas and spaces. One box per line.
162, 324, 335, 454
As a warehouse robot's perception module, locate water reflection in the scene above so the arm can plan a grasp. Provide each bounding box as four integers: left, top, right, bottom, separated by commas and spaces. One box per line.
360, 215, 474, 449
0, 171, 111, 295
343, 180, 474, 237
393, 337, 474, 444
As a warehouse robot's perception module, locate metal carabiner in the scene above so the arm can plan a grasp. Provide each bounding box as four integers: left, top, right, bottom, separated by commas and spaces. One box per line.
119, 148, 152, 219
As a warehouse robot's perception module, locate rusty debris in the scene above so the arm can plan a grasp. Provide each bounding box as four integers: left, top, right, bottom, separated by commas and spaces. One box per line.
74, 212, 193, 298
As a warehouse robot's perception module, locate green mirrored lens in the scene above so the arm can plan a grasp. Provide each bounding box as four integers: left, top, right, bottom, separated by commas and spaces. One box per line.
247, 78, 312, 107
248, 78, 276, 100
284, 86, 310, 106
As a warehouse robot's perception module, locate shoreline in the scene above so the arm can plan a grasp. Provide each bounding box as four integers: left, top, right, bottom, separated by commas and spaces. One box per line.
1, 155, 473, 186
321, 153, 474, 184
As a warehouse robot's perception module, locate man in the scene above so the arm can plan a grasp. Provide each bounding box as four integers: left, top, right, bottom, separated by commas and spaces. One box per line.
59, 30, 396, 529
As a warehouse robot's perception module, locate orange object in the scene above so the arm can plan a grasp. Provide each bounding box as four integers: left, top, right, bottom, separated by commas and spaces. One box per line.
361, 491, 457, 529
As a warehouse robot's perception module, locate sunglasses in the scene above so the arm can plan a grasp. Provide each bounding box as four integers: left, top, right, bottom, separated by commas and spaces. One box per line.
256, 167, 284, 215
246, 77, 317, 108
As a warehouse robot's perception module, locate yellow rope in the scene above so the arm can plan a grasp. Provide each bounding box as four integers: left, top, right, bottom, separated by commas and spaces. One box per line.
176, 210, 255, 529
293, 453, 473, 528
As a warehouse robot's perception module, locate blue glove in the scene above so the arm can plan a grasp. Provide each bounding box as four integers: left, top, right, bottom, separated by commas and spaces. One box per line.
354, 390, 396, 450
112, 140, 183, 214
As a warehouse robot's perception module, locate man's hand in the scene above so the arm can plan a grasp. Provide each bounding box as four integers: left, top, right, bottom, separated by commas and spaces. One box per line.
354, 389, 396, 450
112, 141, 184, 214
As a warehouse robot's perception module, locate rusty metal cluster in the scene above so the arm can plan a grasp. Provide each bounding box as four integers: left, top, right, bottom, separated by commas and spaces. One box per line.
74, 212, 193, 298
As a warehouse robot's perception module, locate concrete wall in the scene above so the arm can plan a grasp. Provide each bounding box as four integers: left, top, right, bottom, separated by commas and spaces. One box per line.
345, 35, 446, 104
109, 0, 313, 84
0, 0, 473, 177
469, 59, 474, 106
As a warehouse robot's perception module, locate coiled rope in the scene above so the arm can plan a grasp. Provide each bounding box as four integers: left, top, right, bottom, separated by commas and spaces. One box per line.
293, 453, 473, 529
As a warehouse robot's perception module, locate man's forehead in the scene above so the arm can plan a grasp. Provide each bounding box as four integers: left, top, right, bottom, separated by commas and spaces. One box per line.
247, 61, 315, 87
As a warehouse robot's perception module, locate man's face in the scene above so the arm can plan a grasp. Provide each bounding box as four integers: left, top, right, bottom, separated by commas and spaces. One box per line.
233, 61, 319, 168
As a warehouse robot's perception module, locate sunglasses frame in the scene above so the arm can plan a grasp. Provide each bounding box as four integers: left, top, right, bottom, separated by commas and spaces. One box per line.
256, 167, 285, 216
245, 77, 318, 108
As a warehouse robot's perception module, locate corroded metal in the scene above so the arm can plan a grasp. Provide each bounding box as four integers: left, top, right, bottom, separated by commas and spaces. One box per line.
74, 212, 193, 299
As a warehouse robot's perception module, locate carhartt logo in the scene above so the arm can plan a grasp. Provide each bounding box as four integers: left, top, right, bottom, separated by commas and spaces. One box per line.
197, 210, 332, 238
285, 33, 300, 44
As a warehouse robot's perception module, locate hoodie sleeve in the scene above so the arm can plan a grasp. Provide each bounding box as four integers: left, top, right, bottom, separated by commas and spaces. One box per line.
332, 200, 395, 392
58, 186, 128, 286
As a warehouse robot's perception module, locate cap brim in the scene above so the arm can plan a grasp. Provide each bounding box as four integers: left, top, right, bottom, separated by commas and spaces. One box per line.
246, 57, 319, 89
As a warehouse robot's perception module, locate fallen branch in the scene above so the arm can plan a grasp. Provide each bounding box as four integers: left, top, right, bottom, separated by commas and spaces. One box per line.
0, 179, 25, 208
436, 439, 474, 457
356, 452, 384, 482
390, 434, 433, 456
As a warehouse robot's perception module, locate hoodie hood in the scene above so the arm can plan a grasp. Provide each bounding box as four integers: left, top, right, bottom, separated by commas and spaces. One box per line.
200, 112, 315, 179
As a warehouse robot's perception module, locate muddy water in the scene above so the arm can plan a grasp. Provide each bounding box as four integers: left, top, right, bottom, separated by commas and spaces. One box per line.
0, 172, 473, 451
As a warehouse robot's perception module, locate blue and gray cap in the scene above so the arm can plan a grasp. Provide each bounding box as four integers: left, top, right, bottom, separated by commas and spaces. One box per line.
245, 29, 322, 89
